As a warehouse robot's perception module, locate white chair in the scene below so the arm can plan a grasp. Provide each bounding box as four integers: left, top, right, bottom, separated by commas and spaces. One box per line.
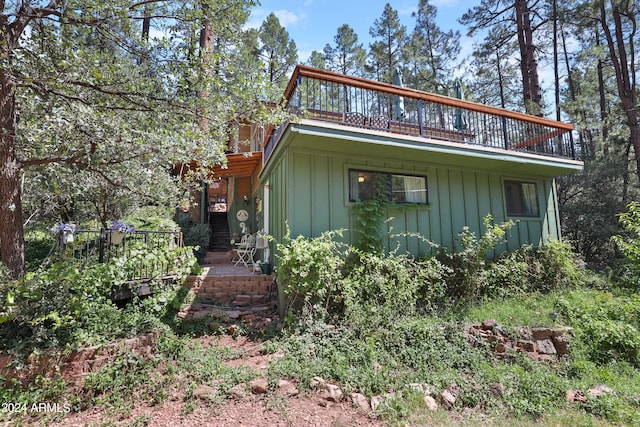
233, 234, 256, 268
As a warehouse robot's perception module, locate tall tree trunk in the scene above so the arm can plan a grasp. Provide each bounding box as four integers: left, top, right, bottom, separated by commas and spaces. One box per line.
198, 1, 214, 133
595, 29, 609, 149
600, 2, 640, 180
552, 0, 561, 122
515, 0, 543, 116
0, 69, 26, 278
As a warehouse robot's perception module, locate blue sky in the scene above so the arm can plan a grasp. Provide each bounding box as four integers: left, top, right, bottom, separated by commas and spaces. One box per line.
247, 0, 482, 62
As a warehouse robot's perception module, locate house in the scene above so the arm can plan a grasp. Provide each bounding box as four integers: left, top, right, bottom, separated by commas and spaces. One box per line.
186, 65, 582, 264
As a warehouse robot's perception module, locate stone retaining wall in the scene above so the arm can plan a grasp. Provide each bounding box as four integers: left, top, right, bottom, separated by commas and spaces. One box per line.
0, 331, 159, 385
184, 275, 275, 304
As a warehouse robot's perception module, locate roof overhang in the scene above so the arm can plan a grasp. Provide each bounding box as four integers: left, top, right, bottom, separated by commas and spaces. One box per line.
263, 120, 583, 178
175, 152, 263, 180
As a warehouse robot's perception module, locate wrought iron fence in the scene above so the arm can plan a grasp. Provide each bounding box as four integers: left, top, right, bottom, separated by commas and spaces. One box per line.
49, 228, 183, 285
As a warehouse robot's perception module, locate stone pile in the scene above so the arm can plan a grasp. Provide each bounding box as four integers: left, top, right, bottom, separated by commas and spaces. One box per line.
177, 301, 280, 331
466, 319, 573, 361
0, 331, 159, 385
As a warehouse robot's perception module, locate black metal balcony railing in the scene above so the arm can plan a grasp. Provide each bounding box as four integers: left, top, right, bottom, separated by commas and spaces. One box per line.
265, 66, 576, 163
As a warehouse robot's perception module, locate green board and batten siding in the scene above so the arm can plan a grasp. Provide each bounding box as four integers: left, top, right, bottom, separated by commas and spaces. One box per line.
260, 121, 575, 262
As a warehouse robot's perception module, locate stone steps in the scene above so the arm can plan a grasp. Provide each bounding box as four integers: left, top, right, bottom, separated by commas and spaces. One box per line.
203, 250, 235, 264
184, 274, 275, 304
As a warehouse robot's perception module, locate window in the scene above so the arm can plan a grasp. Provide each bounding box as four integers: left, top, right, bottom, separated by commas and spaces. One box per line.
349, 170, 427, 204
504, 180, 539, 217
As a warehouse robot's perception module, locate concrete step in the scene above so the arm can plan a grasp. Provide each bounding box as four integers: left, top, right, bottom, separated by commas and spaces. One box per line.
203, 250, 234, 264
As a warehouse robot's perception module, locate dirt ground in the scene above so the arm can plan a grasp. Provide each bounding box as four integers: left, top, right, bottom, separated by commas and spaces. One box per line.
46, 334, 383, 427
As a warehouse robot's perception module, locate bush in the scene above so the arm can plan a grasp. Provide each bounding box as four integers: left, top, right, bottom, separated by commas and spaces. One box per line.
174, 212, 210, 262
612, 202, 640, 291
556, 290, 640, 366
483, 241, 584, 299
0, 244, 196, 352
277, 217, 587, 322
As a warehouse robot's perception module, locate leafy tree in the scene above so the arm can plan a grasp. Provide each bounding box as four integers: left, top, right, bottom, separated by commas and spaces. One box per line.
258, 12, 298, 93
0, 0, 282, 278
406, 0, 461, 94
367, 3, 408, 82
465, 25, 522, 110
306, 50, 327, 69
593, 0, 640, 181
460, 0, 545, 115
324, 24, 366, 76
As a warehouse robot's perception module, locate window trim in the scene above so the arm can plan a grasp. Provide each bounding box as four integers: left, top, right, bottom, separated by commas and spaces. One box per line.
503, 179, 540, 218
347, 168, 429, 205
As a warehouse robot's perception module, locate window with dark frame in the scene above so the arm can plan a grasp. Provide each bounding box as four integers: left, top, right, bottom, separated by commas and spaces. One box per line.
504, 180, 539, 217
348, 170, 428, 204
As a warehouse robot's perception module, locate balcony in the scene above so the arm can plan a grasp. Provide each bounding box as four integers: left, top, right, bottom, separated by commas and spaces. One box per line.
265, 66, 577, 165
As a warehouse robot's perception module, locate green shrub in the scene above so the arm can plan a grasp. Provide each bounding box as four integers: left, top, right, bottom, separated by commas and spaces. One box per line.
612, 202, 640, 291
483, 241, 584, 299
436, 215, 514, 304
556, 290, 640, 366
0, 244, 196, 352
276, 230, 348, 318
174, 212, 210, 262
278, 217, 586, 321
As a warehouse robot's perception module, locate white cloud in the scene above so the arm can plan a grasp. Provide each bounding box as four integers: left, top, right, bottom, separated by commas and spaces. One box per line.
246, 8, 305, 31
273, 9, 305, 27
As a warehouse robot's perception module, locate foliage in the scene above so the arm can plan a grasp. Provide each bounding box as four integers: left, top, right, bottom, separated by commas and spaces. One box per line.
556, 290, 640, 366
174, 212, 211, 263
0, 244, 196, 352
482, 240, 585, 299
277, 216, 585, 326
558, 155, 634, 267
437, 215, 514, 303
24, 228, 56, 272
611, 202, 640, 291
276, 230, 348, 317
351, 172, 392, 253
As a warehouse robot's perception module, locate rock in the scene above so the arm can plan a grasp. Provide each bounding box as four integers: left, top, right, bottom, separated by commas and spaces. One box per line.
551, 326, 574, 336
536, 339, 557, 355
481, 319, 497, 330
225, 310, 241, 319
423, 395, 438, 411
193, 385, 217, 400
251, 378, 269, 395
228, 383, 247, 400
588, 385, 615, 398
518, 340, 536, 352
527, 351, 540, 361
320, 383, 343, 402
531, 327, 554, 340
310, 376, 326, 389
447, 383, 461, 398
350, 393, 370, 412
490, 383, 505, 397
440, 390, 456, 409
494, 324, 508, 336
551, 335, 569, 355
277, 379, 299, 397
408, 383, 435, 395
566, 389, 586, 403
370, 395, 384, 411
234, 295, 252, 304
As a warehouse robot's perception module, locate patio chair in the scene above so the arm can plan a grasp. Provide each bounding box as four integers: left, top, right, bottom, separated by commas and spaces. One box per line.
233, 233, 256, 268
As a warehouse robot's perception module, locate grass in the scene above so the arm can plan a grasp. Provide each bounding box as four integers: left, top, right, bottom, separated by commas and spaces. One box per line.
2, 286, 640, 426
